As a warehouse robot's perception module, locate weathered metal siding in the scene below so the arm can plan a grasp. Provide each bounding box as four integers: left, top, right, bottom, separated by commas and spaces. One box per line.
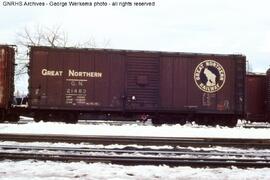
234, 57, 246, 115
160, 56, 188, 109
246, 74, 266, 121
125, 53, 159, 110
160, 54, 245, 115
0, 46, 14, 109
29, 46, 245, 117
29, 47, 125, 111
0, 48, 5, 108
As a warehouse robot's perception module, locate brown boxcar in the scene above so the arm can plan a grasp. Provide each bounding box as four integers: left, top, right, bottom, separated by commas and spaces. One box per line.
29, 46, 246, 125
0, 45, 15, 121
245, 74, 267, 122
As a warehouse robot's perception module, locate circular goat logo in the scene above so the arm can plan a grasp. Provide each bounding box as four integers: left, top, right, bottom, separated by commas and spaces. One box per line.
194, 60, 226, 93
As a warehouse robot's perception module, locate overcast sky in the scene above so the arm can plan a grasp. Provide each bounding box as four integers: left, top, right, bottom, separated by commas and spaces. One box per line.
0, 0, 270, 73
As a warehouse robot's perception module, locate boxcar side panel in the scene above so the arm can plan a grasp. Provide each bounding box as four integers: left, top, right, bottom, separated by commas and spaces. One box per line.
0, 46, 14, 110
29, 47, 126, 111
246, 75, 266, 121
160, 54, 245, 115
125, 55, 160, 110
160, 56, 189, 109
159, 57, 173, 108
0, 48, 6, 108
173, 57, 189, 108
29, 47, 245, 120
186, 56, 205, 110
94, 52, 110, 107
77, 51, 95, 107
29, 50, 48, 107
47, 51, 66, 107
107, 53, 125, 109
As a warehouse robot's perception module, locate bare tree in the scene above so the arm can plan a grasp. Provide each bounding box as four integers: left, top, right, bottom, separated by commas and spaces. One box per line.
15, 25, 69, 77
74, 36, 111, 48
15, 24, 111, 76
74, 36, 97, 48
14, 24, 111, 95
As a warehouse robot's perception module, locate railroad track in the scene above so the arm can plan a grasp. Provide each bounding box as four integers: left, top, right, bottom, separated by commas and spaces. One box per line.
13, 118, 270, 129
0, 133, 270, 148
1, 144, 270, 168
1, 134, 270, 167
1, 144, 269, 158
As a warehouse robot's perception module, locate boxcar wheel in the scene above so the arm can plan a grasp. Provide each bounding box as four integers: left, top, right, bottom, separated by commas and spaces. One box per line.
7, 114, 19, 123
226, 118, 238, 127
151, 116, 162, 126
64, 113, 78, 124
34, 114, 42, 122
218, 117, 237, 127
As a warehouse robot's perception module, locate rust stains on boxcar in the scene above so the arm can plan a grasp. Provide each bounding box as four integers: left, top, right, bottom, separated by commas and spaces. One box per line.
0, 46, 15, 110
0, 49, 4, 105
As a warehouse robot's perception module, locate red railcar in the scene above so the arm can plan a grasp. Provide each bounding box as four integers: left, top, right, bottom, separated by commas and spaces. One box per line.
28, 46, 246, 126
0, 45, 15, 122
245, 74, 267, 122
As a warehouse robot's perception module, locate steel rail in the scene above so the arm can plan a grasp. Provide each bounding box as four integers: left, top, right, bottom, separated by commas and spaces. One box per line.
0, 133, 270, 148
1, 144, 269, 159
1, 143, 270, 168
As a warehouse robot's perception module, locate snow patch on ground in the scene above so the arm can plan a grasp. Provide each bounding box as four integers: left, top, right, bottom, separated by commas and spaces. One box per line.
0, 160, 270, 180
1, 122, 270, 179
1, 122, 270, 139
